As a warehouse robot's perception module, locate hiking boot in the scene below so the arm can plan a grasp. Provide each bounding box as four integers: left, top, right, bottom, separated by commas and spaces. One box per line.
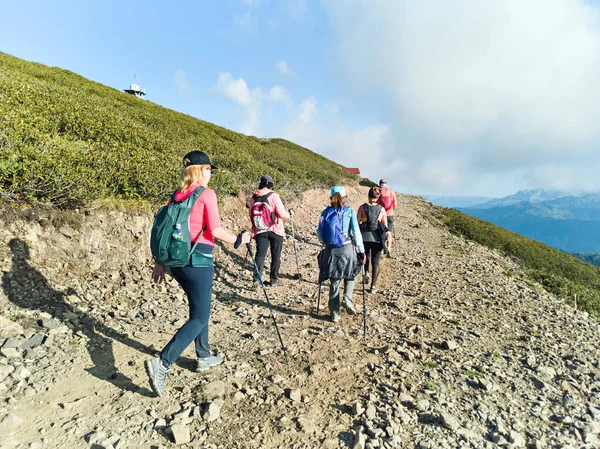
364, 271, 370, 283
344, 300, 357, 315
145, 356, 171, 397
270, 279, 283, 287
330, 311, 341, 323
195, 355, 223, 372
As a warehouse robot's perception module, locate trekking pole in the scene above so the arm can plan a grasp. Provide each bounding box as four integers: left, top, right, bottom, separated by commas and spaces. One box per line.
316, 246, 325, 314
243, 244, 250, 270
246, 242, 289, 364
289, 213, 301, 283
316, 281, 322, 314
362, 264, 367, 340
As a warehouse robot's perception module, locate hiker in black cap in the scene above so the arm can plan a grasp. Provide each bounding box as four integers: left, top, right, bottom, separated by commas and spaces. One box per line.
357, 187, 388, 294
146, 150, 250, 397
248, 175, 293, 286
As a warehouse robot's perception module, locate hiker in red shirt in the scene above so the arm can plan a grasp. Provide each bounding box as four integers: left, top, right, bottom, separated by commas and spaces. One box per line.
248, 175, 293, 286
377, 179, 398, 257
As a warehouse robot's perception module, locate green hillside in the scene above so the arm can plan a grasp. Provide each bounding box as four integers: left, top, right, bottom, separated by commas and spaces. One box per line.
440, 208, 600, 316
0, 52, 354, 208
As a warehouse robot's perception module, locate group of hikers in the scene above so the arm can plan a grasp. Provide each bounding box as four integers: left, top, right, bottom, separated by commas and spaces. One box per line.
146, 150, 397, 397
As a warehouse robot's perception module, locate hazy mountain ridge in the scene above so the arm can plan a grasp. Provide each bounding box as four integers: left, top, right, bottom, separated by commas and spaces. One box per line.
465, 188, 570, 210
455, 191, 600, 253
572, 253, 600, 268
422, 195, 495, 208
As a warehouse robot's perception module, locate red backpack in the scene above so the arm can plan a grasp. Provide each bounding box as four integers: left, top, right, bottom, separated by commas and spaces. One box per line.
250, 192, 276, 231
380, 188, 394, 211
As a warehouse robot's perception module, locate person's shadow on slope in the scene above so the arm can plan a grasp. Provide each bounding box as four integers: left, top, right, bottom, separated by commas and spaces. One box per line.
2, 238, 153, 396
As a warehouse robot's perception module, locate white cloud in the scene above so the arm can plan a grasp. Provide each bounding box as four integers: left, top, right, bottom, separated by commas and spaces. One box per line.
281, 98, 395, 183
324, 0, 600, 195
275, 60, 292, 76
212, 74, 398, 185
268, 85, 292, 106
214, 73, 252, 107
213, 74, 294, 135
298, 97, 317, 124
173, 69, 190, 96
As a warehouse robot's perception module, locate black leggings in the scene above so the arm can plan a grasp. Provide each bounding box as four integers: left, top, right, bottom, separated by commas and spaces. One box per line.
364, 242, 383, 274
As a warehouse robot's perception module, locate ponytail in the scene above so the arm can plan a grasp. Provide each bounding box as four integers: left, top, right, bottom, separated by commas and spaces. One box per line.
330, 192, 345, 208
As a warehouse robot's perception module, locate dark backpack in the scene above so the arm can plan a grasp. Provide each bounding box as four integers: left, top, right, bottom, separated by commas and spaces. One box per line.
150, 186, 206, 267
320, 206, 348, 248
360, 203, 383, 232
250, 192, 277, 232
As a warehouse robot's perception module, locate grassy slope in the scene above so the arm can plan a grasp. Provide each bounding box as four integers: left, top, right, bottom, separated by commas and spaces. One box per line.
440, 207, 600, 316
0, 52, 354, 208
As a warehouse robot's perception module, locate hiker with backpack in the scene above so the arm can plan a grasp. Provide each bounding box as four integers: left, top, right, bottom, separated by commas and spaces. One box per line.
248, 175, 293, 287
146, 150, 251, 397
357, 187, 388, 294
377, 179, 398, 257
317, 186, 365, 323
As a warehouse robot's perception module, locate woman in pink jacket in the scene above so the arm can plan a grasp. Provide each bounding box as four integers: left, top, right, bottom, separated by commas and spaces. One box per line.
248, 175, 293, 286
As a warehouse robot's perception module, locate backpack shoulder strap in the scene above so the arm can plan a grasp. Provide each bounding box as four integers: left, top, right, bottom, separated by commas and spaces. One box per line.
171, 186, 206, 205
253, 191, 274, 202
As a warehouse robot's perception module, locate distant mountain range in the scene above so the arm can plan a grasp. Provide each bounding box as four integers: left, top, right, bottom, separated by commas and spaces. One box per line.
425, 189, 600, 255
422, 195, 495, 208
465, 189, 570, 209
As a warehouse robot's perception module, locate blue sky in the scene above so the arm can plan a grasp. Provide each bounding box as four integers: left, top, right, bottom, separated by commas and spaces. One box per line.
3, 0, 600, 198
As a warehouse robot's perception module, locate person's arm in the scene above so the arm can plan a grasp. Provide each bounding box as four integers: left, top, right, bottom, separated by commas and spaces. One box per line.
203, 190, 250, 245
392, 190, 398, 210
273, 194, 291, 220
380, 209, 388, 227
349, 209, 364, 253
357, 205, 366, 224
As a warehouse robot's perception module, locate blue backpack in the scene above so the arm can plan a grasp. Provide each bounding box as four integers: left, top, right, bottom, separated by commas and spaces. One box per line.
320, 206, 348, 248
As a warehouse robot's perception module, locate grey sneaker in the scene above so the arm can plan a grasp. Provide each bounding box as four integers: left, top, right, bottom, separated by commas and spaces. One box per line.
270, 279, 283, 287
370, 287, 377, 294
145, 356, 171, 397
344, 301, 357, 315
196, 355, 223, 372
331, 311, 341, 323
364, 271, 370, 283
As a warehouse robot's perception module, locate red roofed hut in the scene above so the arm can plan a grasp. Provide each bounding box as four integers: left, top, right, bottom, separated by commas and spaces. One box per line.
343, 167, 361, 175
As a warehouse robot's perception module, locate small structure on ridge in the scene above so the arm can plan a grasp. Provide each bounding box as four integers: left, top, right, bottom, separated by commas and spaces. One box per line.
124, 83, 146, 98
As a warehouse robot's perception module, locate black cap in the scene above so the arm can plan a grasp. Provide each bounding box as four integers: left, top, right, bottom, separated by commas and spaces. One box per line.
183, 150, 217, 170
260, 175, 273, 184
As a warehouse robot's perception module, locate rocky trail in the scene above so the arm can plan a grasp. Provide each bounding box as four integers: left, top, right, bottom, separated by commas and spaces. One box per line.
1, 186, 600, 449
